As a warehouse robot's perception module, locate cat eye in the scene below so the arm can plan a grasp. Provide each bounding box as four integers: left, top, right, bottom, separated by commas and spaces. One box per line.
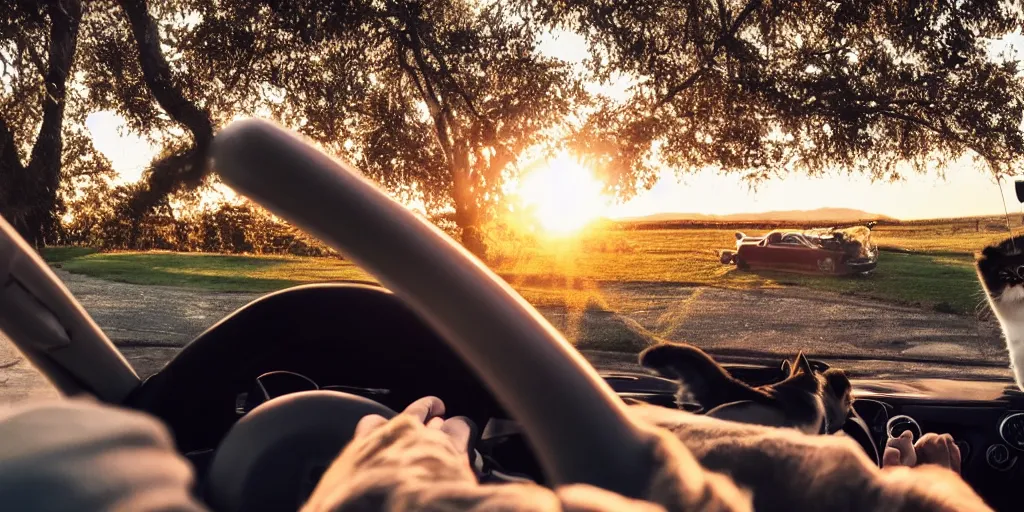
998, 266, 1024, 280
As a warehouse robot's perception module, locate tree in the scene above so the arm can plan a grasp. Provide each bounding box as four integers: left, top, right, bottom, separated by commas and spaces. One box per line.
117, 0, 213, 219
0, 0, 85, 246
10, 0, 1024, 252
528, 0, 1024, 192
115, 0, 587, 254
72, 0, 214, 246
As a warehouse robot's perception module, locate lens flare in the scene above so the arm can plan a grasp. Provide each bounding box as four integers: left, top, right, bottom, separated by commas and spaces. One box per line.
516, 153, 608, 235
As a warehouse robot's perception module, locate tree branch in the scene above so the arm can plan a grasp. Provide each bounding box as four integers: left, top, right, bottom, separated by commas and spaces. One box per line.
16, 33, 48, 78
117, 0, 214, 219
657, 0, 762, 108
0, 117, 27, 179
404, 24, 458, 128
119, 0, 213, 148
418, 33, 484, 120
386, 8, 471, 171
394, 43, 455, 162
28, 0, 82, 174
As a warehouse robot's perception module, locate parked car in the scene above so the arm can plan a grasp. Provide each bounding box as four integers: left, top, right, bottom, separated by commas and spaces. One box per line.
719, 224, 878, 275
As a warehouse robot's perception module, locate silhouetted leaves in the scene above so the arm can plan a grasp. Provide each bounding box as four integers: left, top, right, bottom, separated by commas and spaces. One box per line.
160, 0, 587, 251
529, 0, 1024, 189
5, 0, 1024, 253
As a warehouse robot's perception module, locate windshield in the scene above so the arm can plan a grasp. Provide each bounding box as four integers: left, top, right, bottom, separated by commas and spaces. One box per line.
2, 1, 1022, 400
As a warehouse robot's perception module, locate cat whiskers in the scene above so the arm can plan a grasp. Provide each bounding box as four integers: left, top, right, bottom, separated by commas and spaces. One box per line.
975, 294, 994, 319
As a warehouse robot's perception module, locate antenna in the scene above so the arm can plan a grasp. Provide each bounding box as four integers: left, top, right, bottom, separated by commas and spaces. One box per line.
999, 176, 1018, 253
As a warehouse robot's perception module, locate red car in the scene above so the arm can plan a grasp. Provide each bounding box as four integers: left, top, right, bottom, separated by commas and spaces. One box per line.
719, 225, 878, 275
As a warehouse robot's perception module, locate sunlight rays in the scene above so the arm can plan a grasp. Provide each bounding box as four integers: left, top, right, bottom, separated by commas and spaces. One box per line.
513, 152, 610, 236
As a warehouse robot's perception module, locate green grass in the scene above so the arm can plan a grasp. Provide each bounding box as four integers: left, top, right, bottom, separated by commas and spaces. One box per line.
44, 250, 375, 293
760, 253, 984, 316
872, 224, 1009, 255
38, 222, 1000, 317
41, 246, 99, 263
491, 226, 989, 316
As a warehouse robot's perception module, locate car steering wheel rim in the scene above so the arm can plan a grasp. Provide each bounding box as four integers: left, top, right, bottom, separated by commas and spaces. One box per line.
211, 119, 662, 498
205, 390, 398, 511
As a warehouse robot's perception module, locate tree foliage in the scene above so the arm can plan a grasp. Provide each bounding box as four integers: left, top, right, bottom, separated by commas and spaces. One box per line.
4, 0, 1024, 253
529, 0, 1024, 191
536, 0, 1024, 192
64, 181, 334, 256
151, 0, 586, 252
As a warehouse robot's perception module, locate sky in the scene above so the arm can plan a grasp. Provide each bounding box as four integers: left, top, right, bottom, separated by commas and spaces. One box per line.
81, 27, 1024, 222
87, 107, 1021, 221
606, 165, 1018, 220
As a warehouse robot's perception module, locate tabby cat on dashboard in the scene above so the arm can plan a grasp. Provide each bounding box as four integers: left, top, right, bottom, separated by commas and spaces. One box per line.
639, 342, 852, 434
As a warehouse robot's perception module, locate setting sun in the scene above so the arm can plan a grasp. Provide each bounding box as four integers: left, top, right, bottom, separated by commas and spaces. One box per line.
514, 153, 610, 235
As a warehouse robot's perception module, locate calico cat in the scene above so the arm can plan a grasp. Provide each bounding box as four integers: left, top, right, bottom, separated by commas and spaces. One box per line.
639, 342, 852, 434
976, 235, 1024, 391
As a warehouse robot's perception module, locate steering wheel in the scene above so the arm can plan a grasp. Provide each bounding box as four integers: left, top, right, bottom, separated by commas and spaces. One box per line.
203, 120, 665, 511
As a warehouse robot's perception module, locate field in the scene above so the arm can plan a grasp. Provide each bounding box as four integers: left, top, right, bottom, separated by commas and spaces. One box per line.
41, 218, 1016, 318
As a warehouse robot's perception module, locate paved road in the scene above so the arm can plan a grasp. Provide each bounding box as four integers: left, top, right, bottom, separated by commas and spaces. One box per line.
0, 270, 1012, 404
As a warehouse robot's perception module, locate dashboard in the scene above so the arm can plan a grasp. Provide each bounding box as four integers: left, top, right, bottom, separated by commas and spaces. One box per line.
122, 285, 1023, 511
851, 379, 1024, 511
614, 367, 1024, 512
220, 364, 1024, 511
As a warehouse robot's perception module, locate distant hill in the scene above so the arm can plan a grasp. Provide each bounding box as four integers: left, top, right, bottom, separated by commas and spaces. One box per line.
619, 207, 894, 223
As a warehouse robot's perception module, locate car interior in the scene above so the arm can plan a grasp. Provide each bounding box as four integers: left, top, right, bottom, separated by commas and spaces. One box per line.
127, 282, 1021, 511
0, 120, 1020, 511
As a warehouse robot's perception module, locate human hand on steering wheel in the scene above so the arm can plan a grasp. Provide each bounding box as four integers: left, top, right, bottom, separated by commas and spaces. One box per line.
882, 431, 962, 473
354, 396, 474, 455
302, 397, 478, 512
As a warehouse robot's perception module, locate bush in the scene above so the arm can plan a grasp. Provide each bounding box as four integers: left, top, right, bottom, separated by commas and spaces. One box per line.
61, 184, 336, 257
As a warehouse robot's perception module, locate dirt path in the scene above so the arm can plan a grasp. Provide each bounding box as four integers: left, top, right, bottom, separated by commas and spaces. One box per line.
0, 271, 1010, 404
599, 282, 1006, 364
0, 271, 260, 404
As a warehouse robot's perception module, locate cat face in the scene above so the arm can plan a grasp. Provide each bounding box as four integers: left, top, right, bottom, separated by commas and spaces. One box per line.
821, 367, 853, 433
779, 353, 852, 434
976, 235, 1024, 313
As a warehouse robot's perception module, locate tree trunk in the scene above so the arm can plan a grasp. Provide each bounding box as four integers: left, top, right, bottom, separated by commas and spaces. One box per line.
118, 0, 214, 227
27, 0, 82, 246
389, 15, 489, 259
0, 0, 82, 248
450, 144, 487, 257
0, 118, 29, 238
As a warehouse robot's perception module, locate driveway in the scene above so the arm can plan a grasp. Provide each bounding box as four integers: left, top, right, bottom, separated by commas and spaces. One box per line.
0, 270, 1011, 404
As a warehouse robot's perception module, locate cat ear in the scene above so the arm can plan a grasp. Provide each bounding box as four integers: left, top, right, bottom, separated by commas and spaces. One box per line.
981, 245, 1003, 261
790, 352, 814, 376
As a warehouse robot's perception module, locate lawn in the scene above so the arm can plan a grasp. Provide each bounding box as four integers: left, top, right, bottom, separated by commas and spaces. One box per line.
40, 221, 1004, 318
491, 226, 992, 316
48, 250, 375, 293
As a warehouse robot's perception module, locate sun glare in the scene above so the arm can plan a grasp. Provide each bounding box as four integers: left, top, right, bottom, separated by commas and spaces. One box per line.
516, 153, 609, 235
